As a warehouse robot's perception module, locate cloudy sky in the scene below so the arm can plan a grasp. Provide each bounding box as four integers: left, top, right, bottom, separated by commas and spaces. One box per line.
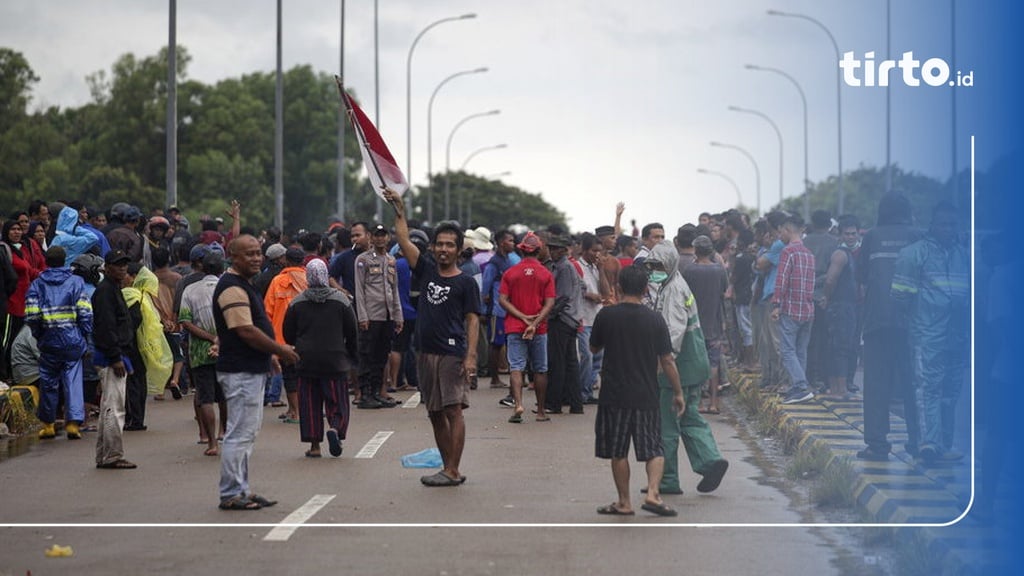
2, 0, 989, 231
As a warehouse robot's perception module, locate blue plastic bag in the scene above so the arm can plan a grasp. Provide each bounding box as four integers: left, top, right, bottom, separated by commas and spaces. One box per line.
401, 447, 442, 468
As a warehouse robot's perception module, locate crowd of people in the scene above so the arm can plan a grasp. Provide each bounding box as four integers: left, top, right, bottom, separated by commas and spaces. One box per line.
0, 188, 969, 513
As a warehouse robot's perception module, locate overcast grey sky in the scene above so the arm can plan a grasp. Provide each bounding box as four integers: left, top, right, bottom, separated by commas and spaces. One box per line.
2, 0, 981, 231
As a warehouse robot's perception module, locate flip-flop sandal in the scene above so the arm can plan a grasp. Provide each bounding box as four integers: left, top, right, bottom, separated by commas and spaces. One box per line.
326, 429, 343, 457
203, 447, 219, 456
247, 494, 277, 507
305, 450, 322, 458
169, 385, 183, 400
508, 413, 524, 424
535, 416, 551, 422
420, 472, 461, 487
641, 501, 678, 517
219, 496, 261, 511
597, 504, 634, 516
96, 459, 138, 470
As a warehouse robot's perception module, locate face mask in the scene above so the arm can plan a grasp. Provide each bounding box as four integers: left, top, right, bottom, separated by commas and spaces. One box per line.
649, 271, 669, 284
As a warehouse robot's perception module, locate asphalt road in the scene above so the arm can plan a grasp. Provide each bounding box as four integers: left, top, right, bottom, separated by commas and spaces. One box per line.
0, 380, 842, 575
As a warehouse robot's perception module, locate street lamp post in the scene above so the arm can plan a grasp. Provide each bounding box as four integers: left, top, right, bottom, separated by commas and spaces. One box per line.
459, 144, 506, 223
767, 9, 844, 214
426, 67, 488, 223
445, 110, 500, 220
697, 168, 743, 207
461, 143, 507, 171
746, 64, 809, 220
710, 141, 761, 215
729, 105, 784, 209
337, 0, 346, 221
405, 13, 477, 208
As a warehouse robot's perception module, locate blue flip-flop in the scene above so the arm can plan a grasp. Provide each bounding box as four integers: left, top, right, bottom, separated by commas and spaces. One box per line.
326, 429, 343, 457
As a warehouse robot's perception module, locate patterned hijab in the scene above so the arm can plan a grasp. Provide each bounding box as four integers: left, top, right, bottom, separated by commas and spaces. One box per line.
306, 258, 329, 288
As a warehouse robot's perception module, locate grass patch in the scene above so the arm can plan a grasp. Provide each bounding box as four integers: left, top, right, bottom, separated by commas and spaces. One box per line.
786, 440, 830, 480
893, 530, 942, 576
811, 454, 856, 509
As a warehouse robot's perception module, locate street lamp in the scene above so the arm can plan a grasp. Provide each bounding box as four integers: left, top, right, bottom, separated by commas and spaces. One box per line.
728, 105, 784, 209
697, 168, 743, 207
710, 141, 761, 215
445, 110, 500, 220
426, 67, 488, 223
405, 13, 477, 191
458, 144, 506, 223
767, 9, 844, 214
461, 143, 507, 171
746, 64, 809, 220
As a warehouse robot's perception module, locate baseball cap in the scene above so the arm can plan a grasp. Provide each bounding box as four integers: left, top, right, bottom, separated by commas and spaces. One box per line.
72, 253, 104, 272
546, 234, 570, 248
264, 243, 287, 261
517, 232, 542, 253
371, 224, 389, 236
104, 250, 131, 265
595, 225, 615, 237
409, 229, 429, 247
285, 247, 306, 264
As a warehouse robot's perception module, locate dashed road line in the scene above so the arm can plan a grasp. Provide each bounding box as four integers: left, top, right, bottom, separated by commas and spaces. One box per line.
402, 392, 421, 409
354, 431, 394, 459
263, 494, 336, 541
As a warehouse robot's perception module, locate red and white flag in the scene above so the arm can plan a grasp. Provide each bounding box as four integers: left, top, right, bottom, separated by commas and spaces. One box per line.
336, 78, 408, 199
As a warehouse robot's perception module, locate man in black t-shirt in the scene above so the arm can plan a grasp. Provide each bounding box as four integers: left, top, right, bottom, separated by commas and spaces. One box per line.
590, 265, 684, 517
385, 189, 480, 488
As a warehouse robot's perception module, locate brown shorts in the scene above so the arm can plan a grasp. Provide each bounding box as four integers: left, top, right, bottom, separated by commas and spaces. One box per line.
417, 353, 469, 412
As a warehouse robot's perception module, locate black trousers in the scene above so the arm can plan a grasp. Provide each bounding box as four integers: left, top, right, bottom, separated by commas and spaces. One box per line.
862, 328, 920, 454
806, 307, 829, 386
124, 350, 148, 429
546, 318, 581, 413
358, 320, 394, 396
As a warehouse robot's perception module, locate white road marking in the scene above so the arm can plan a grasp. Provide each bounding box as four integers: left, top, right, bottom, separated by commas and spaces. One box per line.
402, 392, 421, 409
263, 494, 336, 541
354, 431, 394, 459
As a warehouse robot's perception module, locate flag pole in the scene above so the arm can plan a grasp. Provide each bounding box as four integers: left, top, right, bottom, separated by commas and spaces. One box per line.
334, 76, 396, 213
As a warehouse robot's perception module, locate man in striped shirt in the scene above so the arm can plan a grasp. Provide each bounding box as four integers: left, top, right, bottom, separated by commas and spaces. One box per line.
771, 214, 817, 404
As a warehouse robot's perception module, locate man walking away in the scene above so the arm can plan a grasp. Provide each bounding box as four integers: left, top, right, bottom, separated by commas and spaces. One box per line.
591, 265, 684, 517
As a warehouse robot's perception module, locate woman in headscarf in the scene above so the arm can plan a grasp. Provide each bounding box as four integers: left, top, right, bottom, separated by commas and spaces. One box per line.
2, 220, 43, 378
282, 259, 358, 458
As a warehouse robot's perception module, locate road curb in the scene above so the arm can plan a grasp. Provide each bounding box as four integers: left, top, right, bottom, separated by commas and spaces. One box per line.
729, 368, 988, 575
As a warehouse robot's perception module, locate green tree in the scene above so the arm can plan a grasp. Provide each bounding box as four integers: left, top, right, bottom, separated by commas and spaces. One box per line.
409, 171, 567, 231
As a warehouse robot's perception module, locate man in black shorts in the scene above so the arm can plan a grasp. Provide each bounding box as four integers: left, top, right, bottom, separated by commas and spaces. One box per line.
385, 189, 480, 487
590, 265, 684, 517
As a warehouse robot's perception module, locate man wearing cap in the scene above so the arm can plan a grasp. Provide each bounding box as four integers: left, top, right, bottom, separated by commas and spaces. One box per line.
683, 236, 729, 415
545, 233, 585, 414
354, 224, 403, 409
91, 249, 138, 469
254, 243, 287, 298
595, 225, 620, 305
213, 235, 298, 510
142, 216, 172, 270
466, 227, 494, 380
498, 232, 555, 422
264, 248, 309, 421
25, 246, 94, 440
386, 189, 479, 487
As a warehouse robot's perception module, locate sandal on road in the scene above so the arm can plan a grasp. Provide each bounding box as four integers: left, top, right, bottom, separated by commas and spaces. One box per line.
326, 429, 343, 457
247, 494, 277, 507
203, 447, 219, 456
219, 496, 261, 511
641, 501, 678, 517
597, 504, 634, 516
508, 413, 523, 424
96, 459, 137, 470
421, 472, 461, 487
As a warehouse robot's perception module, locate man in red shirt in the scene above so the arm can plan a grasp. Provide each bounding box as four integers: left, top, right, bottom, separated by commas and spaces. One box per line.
771, 214, 817, 404
498, 232, 555, 423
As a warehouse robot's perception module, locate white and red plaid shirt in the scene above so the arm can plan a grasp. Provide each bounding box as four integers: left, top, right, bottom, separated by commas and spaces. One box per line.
772, 239, 815, 323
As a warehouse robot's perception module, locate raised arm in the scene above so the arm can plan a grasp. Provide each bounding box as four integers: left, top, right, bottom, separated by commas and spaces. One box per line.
383, 189, 420, 270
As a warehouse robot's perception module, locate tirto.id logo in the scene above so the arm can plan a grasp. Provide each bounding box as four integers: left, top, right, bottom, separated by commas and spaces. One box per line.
840, 51, 974, 87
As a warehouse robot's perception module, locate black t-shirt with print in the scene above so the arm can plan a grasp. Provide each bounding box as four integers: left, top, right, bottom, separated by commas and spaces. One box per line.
413, 256, 481, 357
590, 302, 672, 410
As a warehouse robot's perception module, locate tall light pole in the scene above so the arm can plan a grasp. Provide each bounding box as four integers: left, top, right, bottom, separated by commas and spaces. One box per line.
710, 141, 761, 215
461, 143, 507, 171
406, 13, 477, 193
459, 143, 506, 224
426, 66, 488, 223
274, 0, 283, 229
166, 0, 177, 210
767, 9, 844, 214
746, 64, 809, 220
445, 109, 500, 220
697, 168, 743, 207
373, 0, 380, 221
729, 105, 784, 209
337, 0, 346, 221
